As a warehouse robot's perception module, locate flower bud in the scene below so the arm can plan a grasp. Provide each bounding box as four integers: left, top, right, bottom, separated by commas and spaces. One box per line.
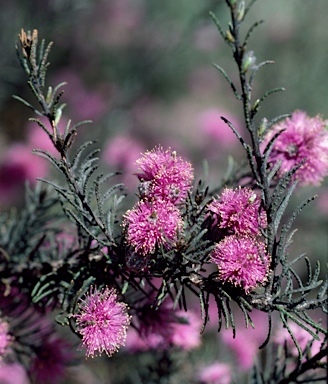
237, 1, 245, 22
242, 50, 256, 73
225, 29, 235, 43
54, 107, 62, 126
46, 86, 53, 105
258, 117, 268, 136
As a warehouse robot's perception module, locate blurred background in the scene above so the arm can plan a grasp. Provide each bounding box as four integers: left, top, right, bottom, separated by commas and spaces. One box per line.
0, 0, 327, 382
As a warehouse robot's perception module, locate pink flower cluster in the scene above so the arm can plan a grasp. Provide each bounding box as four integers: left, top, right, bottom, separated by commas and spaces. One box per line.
208, 187, 270, 292
123, 199, 183, 256
75, 286, 131, 358
208, 187, 266, 236
123, 147, 193, 257
261, 110, 328, 186
135, 146, 194, 204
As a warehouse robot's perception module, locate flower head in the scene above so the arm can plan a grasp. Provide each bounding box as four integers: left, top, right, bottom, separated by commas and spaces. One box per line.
261, 110, 328, 186
123, 199, 183, 255
135, 146, 194, 203
210, 236, 270, 292
208, 187, 266, 236
75, 286, 131, 358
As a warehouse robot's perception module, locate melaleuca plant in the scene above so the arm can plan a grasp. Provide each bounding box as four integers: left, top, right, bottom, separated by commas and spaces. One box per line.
0, 1, 327, 383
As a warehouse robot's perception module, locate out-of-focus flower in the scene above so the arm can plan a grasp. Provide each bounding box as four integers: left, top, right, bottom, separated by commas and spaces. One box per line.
125, 301, 201, 352
30, 335, 74, 384
197, 362, 232, 384
170, 310, 202, 350
221, 310, 268, 371
51, 69, 107, 121
126, 300, 175, 352
274, 322, 323, 359
198, 108, 242, 147
0, 363, 30, 384
0, 143, 48, 206
210, 236, 270, 292
208, 187, 266, 236
102, 135, 144, 170
102, 134, 144, 189
261, 110, 328, 186
123, 199, 183, 256
75, 286, 130, 358
135, 146, 194, 204
0, 319, 12, 359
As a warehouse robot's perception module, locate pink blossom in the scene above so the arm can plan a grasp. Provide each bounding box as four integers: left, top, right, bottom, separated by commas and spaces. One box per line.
0, 319, 11, 359
135, 146, 194, 204
208, 187, 266, 236
75, 286, 130, 357
198, 362, 232, 384
210, 236, 270, 292
30, 335, 73, 384
198, 108, 242, 147
123, 199, 183, 256
0, 363, 30, 384
261, 110, 328, 186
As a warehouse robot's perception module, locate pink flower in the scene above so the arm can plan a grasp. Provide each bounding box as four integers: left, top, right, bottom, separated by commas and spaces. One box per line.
0, 363, 30, 384
30, 335, 73, 384
261, 110, 328, 186
135, 147, 194, 204
0, 319, 12, 359
123, 199, 183, 256
198, 362, 232, 384
208, 187, 266, 236
75, 286, 130, 357
210, 236, 270, 292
